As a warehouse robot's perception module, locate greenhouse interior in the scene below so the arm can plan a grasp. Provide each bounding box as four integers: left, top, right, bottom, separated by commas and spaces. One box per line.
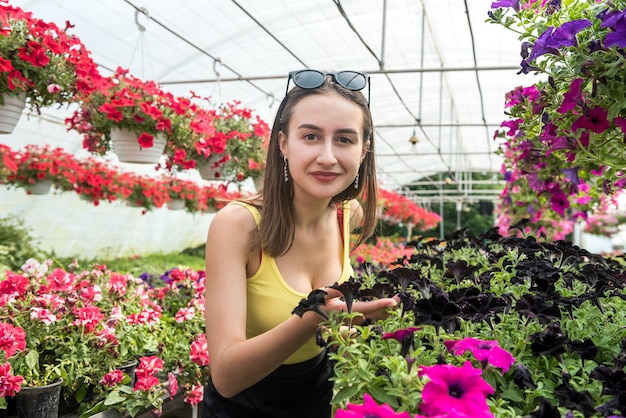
2, 0, 626, 417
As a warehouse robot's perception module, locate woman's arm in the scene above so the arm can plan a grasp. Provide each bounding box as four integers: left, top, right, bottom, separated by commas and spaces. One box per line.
203, 204, 321, 398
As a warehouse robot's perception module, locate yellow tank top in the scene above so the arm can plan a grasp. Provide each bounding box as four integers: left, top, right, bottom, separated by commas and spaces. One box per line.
230, 200, 354, 364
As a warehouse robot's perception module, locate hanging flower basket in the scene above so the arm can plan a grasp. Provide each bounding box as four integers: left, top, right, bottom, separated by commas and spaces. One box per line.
197, 155, 226, 181
110, 128, 166, 164
0, 93, 26, 134
25, 179, 53, 195
166, 199, 186, 210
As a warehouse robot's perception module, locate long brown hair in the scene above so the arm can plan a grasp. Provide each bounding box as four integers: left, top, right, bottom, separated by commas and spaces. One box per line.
254, 77, 377, 257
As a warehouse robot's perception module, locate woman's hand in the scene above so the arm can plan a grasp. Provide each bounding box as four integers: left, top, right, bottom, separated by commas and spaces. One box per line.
322, 287, 399, 323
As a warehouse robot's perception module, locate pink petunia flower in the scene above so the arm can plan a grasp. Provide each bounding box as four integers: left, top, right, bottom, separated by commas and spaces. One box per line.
167, 372, 179, 399
30, 307, 57, 325
336, 393, 412, 417
418, 361, 495, 418
100, 369, 124, 387
184, 384, 204, 406
0, 362, 24, 397
0, 323, 26, 358
135, 356, 164, 378
444, 338, 515, 372
134, 375, 160, 391
189, 334, 210, 366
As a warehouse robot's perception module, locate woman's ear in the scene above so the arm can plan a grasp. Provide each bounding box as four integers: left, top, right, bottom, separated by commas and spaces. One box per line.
279, 130, 288, 157
361, 140, 370, 162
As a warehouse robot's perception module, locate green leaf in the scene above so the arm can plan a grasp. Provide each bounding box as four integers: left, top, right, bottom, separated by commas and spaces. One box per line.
24, 349, 39, 370
368, 385, 399, 409
331, 384, 362, 404
104, 390, 126, 406
501, 387, 525, 402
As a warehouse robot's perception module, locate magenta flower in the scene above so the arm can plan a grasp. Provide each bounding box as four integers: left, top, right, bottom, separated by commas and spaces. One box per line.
572, 106, 610, 134
418, 361, 495, 418
557, 78, 584, 114
444, 338, 515, 372
382, 327, 421, 357
336, 393, 412, 418
550, 188, 570, 216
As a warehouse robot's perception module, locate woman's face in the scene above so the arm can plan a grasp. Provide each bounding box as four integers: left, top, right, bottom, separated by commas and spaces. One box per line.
279, 92, 368, 200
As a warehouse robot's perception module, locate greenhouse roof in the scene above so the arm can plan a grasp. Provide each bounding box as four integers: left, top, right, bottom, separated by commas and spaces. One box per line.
11, 0, 542, 194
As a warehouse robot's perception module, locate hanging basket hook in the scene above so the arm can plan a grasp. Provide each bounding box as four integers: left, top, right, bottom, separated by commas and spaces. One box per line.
135, 7, 150, 32
213, 58, 222, 78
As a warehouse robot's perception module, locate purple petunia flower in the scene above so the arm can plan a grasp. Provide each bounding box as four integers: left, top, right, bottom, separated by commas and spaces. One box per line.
548, 19, 592, 48
490, 0, 520, 12
528, 27, 559, 61
561, 167, 580, 186
600, 10, 626, 48
418, 361, 495, 418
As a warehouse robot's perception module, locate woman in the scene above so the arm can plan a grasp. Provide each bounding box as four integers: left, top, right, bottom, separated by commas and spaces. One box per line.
202, 70, 397, 418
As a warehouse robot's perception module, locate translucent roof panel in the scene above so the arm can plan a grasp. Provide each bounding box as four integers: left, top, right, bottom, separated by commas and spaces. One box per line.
11, 0, 543, 191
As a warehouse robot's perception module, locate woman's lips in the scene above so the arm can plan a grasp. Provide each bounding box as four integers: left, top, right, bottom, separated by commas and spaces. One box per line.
310, 172, 340, 182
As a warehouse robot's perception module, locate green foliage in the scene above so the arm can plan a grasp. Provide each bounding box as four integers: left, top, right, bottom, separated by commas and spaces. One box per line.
54, 252, 205, 276
0, 213, 42, 271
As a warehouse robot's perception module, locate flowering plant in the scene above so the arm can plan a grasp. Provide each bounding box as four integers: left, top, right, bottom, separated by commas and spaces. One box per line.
0, 143, 246, 212
378, 188, 441, 230
325, 227, 626, 417
0, 2, 100, 112
489, 0, 626, 239
66, 67, 191, 158
172, 100, 270, 182
0, 259, 211, 416
0, 143, 73, 192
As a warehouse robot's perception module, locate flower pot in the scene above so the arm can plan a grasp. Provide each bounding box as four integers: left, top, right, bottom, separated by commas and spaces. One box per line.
0, 93, 26, 134
117, 359, 138, 388
110, 128, 166, 164
166, 199, 186, 211
198, 156, 225, 181
25, 179, 53, 195
14, 379, 63, 418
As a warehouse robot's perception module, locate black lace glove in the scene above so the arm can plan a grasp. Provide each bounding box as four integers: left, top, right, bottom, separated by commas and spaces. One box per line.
292, 289, 328, 320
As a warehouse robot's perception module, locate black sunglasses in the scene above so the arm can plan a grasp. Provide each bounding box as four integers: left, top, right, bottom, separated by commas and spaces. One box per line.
286, 69, 370, 106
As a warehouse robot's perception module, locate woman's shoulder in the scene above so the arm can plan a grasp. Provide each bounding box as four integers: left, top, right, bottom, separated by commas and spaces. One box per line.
211, 201, 259, 229
346, 199, 364, 230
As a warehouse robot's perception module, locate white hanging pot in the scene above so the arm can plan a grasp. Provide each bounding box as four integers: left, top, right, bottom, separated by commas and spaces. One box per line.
0, 92, 26, 134
25, 179, 53, 195
110, 128, 166, 164
166, 199, 186, 210
197, 155, 225, 181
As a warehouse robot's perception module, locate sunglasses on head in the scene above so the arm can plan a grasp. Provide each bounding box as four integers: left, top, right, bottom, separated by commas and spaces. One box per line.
285, 69, 370, 106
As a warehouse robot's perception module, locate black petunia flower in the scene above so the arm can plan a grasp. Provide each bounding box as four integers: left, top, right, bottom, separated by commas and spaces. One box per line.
412, 293, 461, 334
528, 323, 569, 357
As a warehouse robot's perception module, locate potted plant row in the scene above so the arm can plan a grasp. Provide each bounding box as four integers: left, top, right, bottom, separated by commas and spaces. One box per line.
0, 261, 210, 417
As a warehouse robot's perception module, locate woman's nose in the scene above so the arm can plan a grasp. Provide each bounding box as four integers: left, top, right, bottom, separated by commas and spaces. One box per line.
316, 141, 337, 164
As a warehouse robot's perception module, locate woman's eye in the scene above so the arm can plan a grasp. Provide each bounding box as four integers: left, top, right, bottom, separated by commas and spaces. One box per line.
304, 133, 318, 141
337, 137, 354, 144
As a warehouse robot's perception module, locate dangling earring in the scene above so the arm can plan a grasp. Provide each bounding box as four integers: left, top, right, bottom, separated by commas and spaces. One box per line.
354, 172, 359, 189
283, 156, 289, 182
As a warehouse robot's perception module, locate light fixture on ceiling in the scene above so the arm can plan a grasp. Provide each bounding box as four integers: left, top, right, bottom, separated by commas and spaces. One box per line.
409, 127, 419, 145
